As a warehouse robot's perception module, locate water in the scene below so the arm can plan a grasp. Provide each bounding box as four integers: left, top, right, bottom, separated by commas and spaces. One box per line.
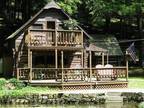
0, 103, 138, 108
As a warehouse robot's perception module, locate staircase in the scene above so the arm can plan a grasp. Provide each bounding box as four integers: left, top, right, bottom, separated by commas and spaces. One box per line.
70, 52, 81, 68
106, 92, 123, 103
18, 45, 28, 67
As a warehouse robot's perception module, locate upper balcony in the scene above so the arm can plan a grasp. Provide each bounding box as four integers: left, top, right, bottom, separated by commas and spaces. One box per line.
27, 29, 83, 49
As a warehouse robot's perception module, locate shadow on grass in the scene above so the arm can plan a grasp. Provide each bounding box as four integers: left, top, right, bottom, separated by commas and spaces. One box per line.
129, 67, 144, 77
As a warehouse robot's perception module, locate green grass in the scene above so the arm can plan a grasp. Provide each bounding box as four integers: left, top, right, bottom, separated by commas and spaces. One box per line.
0, 86, 59, 97
128, 77, 144, 89
0, 77, 144, 97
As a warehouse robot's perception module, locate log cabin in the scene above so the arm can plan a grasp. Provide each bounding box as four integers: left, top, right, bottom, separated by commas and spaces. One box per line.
6, 0, 128, 89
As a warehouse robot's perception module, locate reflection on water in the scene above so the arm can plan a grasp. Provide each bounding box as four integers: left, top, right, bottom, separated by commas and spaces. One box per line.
0, 103, 137, 108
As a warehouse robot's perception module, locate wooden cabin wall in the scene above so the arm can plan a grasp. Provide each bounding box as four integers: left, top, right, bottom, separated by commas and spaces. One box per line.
39, 9, 68, 22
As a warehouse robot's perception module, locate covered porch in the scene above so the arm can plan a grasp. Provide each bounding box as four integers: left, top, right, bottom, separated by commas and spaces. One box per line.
16, 44, 128, 89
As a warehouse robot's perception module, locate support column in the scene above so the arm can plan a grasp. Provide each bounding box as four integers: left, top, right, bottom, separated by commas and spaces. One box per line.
89, 51, 92, 82
81, 50, 84, 80
81, 50, 84, 68
102, 52, 104, 66
55, 27, 58, 47
55, 49, 58, 80
107, 52, 109, 64
61, 51, 64, 83
81, 31, 83, 46
28, 49, 32, 82
126, 51, 129, 81
17, 68, 19, 80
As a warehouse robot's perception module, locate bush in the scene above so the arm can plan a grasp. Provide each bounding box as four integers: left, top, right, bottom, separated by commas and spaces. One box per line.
139, 102, 144, 108
9, 78, 25, 89
0, 78, 6, 90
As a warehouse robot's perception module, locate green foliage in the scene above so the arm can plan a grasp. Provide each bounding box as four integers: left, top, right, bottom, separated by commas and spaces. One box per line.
139, 102, 144, 108
9, 78, 25, 89
57, 0, 81, 15
0, 78, 6, 90
83, 0, 144, 27
63, 19, 78, 30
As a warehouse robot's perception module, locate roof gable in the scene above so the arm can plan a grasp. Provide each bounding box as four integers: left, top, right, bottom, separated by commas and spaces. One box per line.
6, 0, 90, 40
44, 0, 61, 9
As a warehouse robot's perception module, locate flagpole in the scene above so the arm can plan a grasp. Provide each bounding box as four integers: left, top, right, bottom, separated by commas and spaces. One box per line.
126, 51, 129, 82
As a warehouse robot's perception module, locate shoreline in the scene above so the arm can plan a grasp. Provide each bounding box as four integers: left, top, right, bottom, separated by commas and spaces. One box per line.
0, 88, 144, 105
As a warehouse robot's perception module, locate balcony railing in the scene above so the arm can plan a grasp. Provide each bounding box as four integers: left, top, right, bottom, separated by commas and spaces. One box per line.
28, 29, 83, 47
17, 67, 127, 82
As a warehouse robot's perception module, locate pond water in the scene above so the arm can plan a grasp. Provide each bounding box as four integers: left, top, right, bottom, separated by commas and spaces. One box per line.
0, 103, 138, 108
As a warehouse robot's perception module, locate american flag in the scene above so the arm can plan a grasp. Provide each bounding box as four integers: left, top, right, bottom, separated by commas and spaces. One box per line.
126, 42, 137, 63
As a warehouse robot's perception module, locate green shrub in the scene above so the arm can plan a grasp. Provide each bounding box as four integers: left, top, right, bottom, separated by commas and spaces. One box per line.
9, 78, 25, 89
0, 78, 6, 90
139, 102, 144, 108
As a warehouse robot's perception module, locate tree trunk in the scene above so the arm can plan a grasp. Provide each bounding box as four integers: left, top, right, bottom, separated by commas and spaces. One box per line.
105, 16, 110, 33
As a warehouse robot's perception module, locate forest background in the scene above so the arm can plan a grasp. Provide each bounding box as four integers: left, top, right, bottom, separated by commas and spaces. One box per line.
0, 0, 144, 66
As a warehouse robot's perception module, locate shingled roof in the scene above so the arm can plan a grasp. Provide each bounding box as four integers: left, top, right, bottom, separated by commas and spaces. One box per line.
86, 43, 107, 52
44, 0, 61, 9
89, 34, 123, 56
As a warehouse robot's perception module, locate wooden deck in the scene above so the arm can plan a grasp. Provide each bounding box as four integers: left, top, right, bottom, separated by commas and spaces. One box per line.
17, 67, 128, 89
25, 80, 128, 90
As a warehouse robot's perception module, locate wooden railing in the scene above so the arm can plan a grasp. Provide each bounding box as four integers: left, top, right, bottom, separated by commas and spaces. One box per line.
57, 30, 82, 46
17, 68, 30, 80
28, 29, 83, 47
17, 67, 127, 82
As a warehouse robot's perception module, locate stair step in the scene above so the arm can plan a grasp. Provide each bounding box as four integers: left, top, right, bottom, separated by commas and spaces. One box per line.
107, 92, 122, 96
106, 92, 123, 103
106, 96, 123, 103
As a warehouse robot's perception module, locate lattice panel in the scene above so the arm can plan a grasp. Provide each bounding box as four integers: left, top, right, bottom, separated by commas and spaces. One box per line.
63, 85, 91, 90
62, 83, 127, 90
94, 83, 128, 89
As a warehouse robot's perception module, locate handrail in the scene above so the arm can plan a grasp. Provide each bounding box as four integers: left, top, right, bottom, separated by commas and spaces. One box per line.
17, 67, 127, 82
29, 29, 81, 32
28, 29, 83, 47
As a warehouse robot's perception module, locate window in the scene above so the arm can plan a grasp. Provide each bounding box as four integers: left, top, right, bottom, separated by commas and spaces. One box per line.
32, 24, 43, 29
47, 21, 55, 29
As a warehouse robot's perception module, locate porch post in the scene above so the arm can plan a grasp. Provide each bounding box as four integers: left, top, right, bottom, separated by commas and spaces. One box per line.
81, 31, 83, 46
17, 68, 19, 80
89, 51, 92, 82
81, 50, 84, 68
61, 51, 64, 83
107, 52, 109, 64
28, 49, 32, 82
102, 52, 104, 66
126, 51, 129, 81
81, 50, 84, 80
55, 49, 58, 80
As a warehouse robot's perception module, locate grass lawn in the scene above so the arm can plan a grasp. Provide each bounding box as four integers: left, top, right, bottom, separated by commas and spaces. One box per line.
128, 77, 144, 89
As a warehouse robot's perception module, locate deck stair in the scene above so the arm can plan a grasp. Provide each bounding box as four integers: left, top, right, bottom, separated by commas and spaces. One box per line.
18, 45, 28, 67
106, 92, 123, 103
70, 52, 81, 68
